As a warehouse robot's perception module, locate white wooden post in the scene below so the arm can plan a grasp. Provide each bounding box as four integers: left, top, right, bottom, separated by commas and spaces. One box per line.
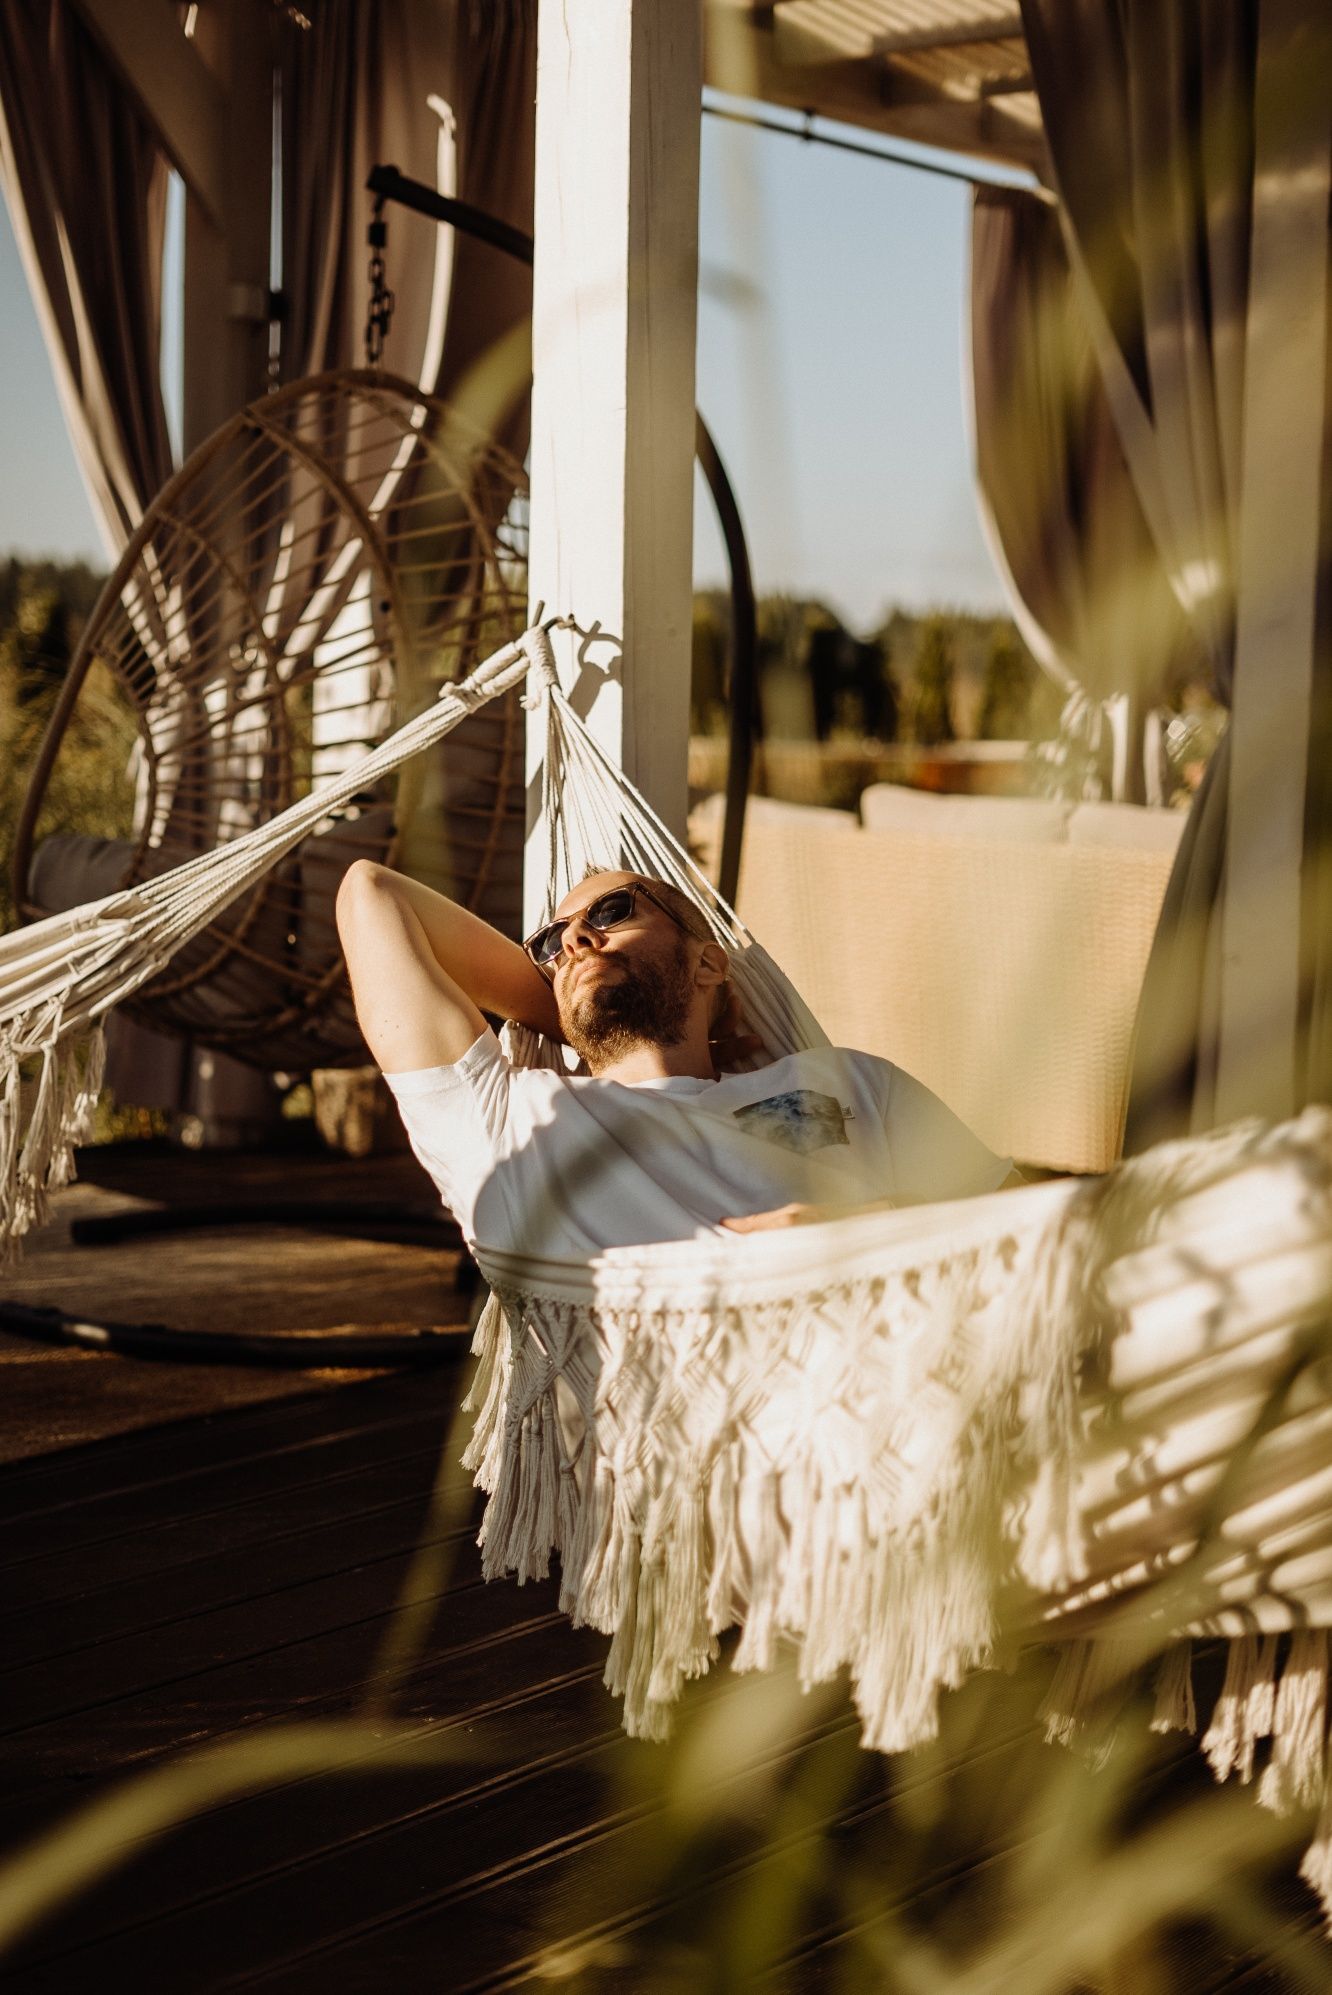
1216, 1, 1332, 1122
524, 0, 703, 929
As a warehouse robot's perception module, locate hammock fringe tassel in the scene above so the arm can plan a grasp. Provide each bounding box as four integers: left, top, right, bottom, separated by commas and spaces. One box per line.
0, 1021, 106, 1270
468, 1107, 1332, 1928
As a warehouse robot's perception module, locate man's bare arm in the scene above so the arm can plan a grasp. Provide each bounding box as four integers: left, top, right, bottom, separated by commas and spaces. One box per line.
335, 861, 561, 1074
720, 1168, 1028, 1232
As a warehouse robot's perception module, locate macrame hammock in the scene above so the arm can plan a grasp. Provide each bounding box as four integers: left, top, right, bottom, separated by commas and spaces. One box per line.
5, 624, 1332, 1917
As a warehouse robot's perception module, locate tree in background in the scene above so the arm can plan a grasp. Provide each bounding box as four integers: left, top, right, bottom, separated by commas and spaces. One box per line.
5, 586, 70, 710
806, 624, 899, 743
0, 557, 102, 637
907, 615, 957, 746
756, 594, 841, 674
755, 595, 840, 741
697, 594, 901, 745
0, 557, 126, 935
690, 590, 729, 736
978, 629, 1051, 739
851, 635, 898, 743
695, 594, 1053, 748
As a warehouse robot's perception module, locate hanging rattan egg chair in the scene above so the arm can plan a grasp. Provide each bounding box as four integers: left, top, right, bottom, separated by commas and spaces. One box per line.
12, 369, 529, 1073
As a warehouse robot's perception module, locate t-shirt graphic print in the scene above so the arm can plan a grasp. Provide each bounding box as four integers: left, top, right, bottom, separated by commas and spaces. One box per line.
732, 1089, 850, 1155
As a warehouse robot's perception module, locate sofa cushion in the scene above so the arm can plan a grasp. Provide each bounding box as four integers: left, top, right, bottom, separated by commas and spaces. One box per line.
860, 784, 1071, 843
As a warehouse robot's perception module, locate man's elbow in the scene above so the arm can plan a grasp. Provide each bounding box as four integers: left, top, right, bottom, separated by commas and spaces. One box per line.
335, 858, 393, 942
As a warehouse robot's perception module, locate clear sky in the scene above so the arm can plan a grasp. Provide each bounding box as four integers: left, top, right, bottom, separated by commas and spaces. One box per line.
0, 98, 1015, 632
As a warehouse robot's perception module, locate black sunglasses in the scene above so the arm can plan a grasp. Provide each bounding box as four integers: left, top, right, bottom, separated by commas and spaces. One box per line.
523, 883, 692, 977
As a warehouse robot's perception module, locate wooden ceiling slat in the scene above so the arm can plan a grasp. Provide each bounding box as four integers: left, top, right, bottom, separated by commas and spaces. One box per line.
873, 10, 1025, 56
710, 1, 1049, 176
773, 0, 1027, 61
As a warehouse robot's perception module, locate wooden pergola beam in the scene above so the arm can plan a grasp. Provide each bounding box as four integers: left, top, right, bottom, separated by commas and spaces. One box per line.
69, 0, 226, 226
877, 62, 1032, 108
706, 1, 1047, 174
871, 12, 1025, 57
977, 72, 1035, 98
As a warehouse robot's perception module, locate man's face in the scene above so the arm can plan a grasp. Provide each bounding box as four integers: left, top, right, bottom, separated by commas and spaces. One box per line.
548, 872, 697, 1068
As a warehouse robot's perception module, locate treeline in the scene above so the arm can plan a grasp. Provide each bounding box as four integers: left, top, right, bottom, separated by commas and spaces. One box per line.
692, 593, 1064, 746
0, 556, 104, 705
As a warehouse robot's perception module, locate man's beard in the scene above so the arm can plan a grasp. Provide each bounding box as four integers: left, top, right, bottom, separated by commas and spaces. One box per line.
557, 938, 694, 1070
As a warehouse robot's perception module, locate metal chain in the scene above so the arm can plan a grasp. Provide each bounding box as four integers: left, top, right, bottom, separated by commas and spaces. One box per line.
364, 198, 395, 367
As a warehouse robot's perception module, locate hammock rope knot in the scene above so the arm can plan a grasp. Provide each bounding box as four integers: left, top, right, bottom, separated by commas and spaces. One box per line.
442, 631, 540, 711
517, 622, 561, 709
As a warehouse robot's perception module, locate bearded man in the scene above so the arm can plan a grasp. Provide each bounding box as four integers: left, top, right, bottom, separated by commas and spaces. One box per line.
335, 861, 1014, 1262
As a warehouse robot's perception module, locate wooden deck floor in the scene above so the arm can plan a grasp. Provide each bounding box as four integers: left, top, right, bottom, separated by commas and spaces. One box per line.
1, 1149, 1327, 1989
0, 1137, 471, 1461
2, 1363, 1325, 1992
0, 1366, 907, 1991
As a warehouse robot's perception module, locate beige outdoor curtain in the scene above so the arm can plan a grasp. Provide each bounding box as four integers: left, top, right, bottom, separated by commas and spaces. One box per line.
0, 1, 202, 1123
969, 186, 1195, 800
1017, 0, 1332, 1149
4, 2, 538, 1118
279, 0, 534, 438
279, 0, 537, 926
0, 0, 174, 554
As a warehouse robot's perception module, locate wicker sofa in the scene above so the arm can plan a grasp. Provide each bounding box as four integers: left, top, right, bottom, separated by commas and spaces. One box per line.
691, 790, 1186, 1174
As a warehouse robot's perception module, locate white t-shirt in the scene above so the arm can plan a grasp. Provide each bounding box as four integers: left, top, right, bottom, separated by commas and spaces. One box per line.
385, 1029, 1008, 1260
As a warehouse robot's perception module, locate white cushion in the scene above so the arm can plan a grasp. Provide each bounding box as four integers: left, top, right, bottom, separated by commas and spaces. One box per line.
691, 792, 857, 834
859, 784, 1070, 844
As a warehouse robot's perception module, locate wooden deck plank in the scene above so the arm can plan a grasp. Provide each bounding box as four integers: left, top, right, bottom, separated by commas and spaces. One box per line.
210, 1712, 872, 1991
5, 1685, 859, 1990
2, 1666, 622, 1982
14, 1660, 611, 1952
0, 1569, 572, 1808
0, 1368, 456, 1519
0, 1141, 467, 1467
0, 1527, 493, 1734
0, 1440, 451, 1621
0, 1380, 383, 1503
0, 1608, 595, 1864
229, 1723, 1319, 1995
1, 1490, 474, 1672
0, 1389, 461, 1566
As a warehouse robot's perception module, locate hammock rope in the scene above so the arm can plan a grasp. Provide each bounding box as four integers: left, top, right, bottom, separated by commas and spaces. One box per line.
5, 619, 1332, 1920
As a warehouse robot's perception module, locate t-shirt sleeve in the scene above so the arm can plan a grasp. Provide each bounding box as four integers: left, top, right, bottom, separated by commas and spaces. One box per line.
381, 1027, 512, 1238
883, 1065, 1011, 1203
